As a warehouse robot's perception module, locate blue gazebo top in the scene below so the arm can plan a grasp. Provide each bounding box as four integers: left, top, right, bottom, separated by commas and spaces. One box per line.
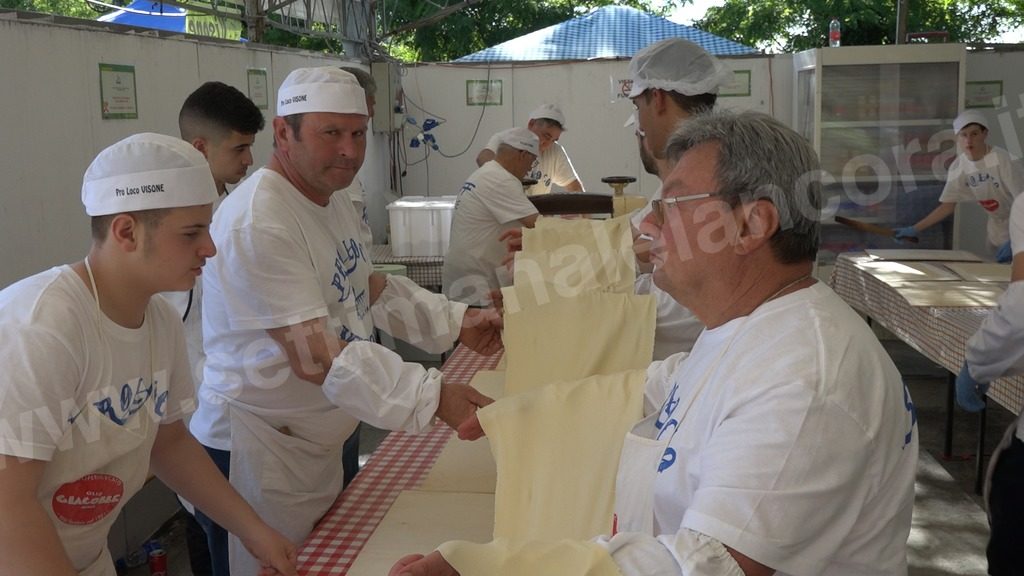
455, 5, 757, 62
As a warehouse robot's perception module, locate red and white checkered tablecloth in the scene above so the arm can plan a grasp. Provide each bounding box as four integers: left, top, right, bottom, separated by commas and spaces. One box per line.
297, 345, 502, 575
830, 253, 1023, 414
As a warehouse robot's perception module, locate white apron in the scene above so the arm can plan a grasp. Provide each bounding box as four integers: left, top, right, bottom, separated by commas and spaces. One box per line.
226, 403, 353, 574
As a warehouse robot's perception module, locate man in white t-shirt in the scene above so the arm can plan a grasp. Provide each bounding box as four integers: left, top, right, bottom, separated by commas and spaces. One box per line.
627, 38, 734, 359
954, 193, 1024, 575
392, 111, 918, 576
476, 104, 583, 196
894, 109, 1024, 261
0, 133, 296, 576
190, 66, 504, 576
168, 79, 267, 576
444, 127, 541, 305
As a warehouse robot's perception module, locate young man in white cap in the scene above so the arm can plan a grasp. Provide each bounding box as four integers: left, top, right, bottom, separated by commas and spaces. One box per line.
444, 127, 541, 305
0, 133, 297, 576
476, 104, 584, 195
190, 66, 503, 576
893, 109, 1024, 261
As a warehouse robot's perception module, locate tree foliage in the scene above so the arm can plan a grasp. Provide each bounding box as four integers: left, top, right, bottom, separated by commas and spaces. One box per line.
377, 0, 687, 62
697, 0, 1024, 52
0, 0, 96, 19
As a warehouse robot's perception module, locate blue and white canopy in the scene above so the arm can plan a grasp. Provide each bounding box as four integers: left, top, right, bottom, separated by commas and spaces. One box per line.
455, 5, 757, 62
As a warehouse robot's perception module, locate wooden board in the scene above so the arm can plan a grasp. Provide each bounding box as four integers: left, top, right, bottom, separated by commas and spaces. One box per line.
945, 262, 1013, 283
865, 249, 983, 262
347, 491, 495, 576
418, 371, 504, 493
857, 260, 961, 282
890, 281, 1005, 307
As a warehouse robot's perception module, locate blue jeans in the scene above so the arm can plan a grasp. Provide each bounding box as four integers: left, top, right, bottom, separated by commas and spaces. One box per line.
194, 445, 231, 576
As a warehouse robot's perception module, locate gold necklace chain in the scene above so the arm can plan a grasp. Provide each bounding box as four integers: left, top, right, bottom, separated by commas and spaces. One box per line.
764, 273, 814, 304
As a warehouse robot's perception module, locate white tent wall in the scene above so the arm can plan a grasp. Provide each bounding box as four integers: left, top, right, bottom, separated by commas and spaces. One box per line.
395, 55, 780, 221
0, 17, 377, 288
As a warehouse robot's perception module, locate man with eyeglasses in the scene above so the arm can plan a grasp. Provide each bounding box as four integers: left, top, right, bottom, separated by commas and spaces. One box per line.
476, 104, 584, 196
390, 110, 918, 576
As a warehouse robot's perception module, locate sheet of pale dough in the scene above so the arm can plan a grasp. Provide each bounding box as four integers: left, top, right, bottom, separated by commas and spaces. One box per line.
418, 371, 505, 493
346, 490, 495, 576
503, 291, 655, 396
945, 262, 1012, 283
507, 216, 636, 312
439, 537, 621, 576
866, 249, 983, 262
858, 260, 961, 282
890, 280, 1006, 307
478, 369, 646, 542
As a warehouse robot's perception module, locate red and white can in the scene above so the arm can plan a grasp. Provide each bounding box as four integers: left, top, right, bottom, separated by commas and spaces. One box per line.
148, 548, 168, 576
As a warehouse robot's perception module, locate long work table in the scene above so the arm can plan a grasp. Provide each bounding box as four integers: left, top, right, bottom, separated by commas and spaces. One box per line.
829, 251, 1024, 491
296, 345, 501, 575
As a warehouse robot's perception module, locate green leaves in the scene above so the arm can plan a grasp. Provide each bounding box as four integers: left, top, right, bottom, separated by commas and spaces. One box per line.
698, 0, 1024, 51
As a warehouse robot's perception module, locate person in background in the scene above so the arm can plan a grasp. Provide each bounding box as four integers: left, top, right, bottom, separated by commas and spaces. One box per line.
190, 66, 503, 576
953, 193, 1024, 575
475, 104, 583, 195
339, 66, 377, 246
627, 37, 732, 360
390, 110, 918, 576
893, 109, 1024, 262
170, 79, 266, 576
443, 128, 541, 306
0, 133, 296, 576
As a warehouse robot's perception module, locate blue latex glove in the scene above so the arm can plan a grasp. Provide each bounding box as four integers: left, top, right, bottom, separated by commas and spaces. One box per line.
996, 240, 1013, 263
892, 226, 918, 243
955, 362, 989, 413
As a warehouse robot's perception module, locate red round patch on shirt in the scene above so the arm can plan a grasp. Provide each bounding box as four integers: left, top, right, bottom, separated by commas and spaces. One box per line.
51, 474, 124, 525
979, 198, 1001, 212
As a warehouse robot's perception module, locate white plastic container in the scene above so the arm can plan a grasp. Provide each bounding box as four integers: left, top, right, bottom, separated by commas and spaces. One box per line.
386, 195, 457, 257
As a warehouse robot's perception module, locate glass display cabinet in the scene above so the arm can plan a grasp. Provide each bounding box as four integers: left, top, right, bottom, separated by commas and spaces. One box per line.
794, 44, 966, 264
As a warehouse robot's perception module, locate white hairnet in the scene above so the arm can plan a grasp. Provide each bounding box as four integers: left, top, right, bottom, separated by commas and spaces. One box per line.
627, 38, 733, 97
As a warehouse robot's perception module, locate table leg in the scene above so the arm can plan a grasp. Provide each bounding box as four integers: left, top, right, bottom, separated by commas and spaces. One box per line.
944, 372, 955, 459
975, 399, 987, 495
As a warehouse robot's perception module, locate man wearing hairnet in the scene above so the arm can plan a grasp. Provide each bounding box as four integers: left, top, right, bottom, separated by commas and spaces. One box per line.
476, 104, 584, 195
390, 110, 918, 576
444, 128, 541, 306
189, 67, 503, 576
626, 38, 735, 360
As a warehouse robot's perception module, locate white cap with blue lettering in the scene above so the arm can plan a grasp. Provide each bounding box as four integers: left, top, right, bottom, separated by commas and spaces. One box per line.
81, 133, 218, 217
277, 66, 368, 117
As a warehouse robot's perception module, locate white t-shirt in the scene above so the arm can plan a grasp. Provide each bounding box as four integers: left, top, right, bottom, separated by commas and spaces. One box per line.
967, 194, 1024, 441
0, 266, 192, 575
342, 177, 374, 245
940, 146, 1024, 247
634, 274, 704, 360
190, 168, 374, 450
612, 283, 918, 576
485, 134, 580, 196
442, 161, 538, 305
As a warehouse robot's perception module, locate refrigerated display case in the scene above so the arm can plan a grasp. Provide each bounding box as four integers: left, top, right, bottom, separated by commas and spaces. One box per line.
794, 44, 966, 264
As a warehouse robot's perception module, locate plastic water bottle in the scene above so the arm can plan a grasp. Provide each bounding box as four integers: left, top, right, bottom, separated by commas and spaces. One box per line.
829, 17, 841, 47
